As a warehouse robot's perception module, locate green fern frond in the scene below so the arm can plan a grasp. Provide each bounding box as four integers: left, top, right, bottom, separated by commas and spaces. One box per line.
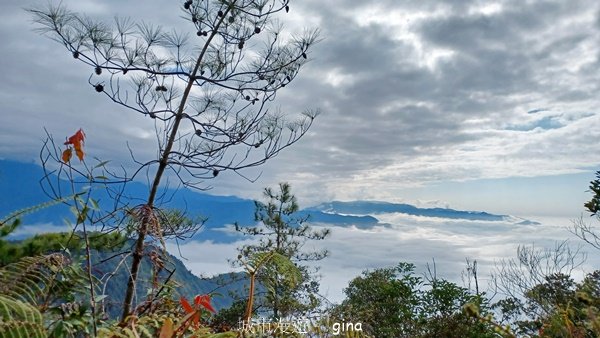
0, 197, 68, 226
0, 253, 68, 305
248, 251, 302, 288
0, 295, 46, 338
246, 251, 276, 273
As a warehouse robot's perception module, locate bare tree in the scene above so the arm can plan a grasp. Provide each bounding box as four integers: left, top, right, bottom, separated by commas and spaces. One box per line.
461, 258, 480, 296
570, 216, 600, 251
29, 0, 318, 322
491, 241, 586, 301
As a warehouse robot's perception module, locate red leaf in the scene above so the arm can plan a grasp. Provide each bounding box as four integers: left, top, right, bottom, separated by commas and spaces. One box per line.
62, 148, 73, 163
180, 296, 194, 314
194, 294, 216, 313
192, 312, 200, 328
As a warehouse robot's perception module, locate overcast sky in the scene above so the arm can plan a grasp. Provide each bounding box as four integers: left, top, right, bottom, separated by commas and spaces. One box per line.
2, 0, 600, 217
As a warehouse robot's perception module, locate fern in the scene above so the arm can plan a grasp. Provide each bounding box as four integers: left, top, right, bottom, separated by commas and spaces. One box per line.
0, 253, 68, 305
0, 197, 69, 237
247, 251, 302, 288
0, 295, 46, 338
241, 251, 302, 323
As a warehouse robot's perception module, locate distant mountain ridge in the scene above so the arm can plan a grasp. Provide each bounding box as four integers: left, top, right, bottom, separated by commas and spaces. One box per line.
0, 160, 378, 242
0, 160, 538, 238
310, 200, 511, 222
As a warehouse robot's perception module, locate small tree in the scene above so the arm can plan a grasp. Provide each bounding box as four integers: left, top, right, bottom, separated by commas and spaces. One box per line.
332, 262, 497, 338
235, 182, 330, 319
571, 170, 600, 251
29, 0, 318, 322
333, 263, 422, 337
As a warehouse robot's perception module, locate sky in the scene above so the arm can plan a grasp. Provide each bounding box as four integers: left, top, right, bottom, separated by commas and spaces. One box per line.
2, 0, 600, 218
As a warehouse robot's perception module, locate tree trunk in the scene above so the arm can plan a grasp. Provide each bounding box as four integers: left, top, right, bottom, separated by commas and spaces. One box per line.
119, 6, 234, 321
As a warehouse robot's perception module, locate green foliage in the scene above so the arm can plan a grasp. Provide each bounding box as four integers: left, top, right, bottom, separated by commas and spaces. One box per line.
332, 262, 423, 337
331, 262, 497, 338
420, 281, 494, 338
210, 299, 246, 333
492, 270, 600, 337
585, 171, 600, 217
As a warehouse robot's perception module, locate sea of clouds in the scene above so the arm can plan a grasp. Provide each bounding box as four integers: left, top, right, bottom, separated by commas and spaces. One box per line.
168, 212, 600, 304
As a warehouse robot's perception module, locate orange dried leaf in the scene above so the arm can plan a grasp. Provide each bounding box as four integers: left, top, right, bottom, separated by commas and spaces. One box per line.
65, 128, 85, 147
159, 318, 174, 338
62, 148, 73, 163
64, 129, 86, 161
75, 148, 84, 161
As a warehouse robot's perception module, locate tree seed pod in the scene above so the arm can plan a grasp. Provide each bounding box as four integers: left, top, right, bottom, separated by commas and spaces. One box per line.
184, 2, 191, 9
197, 30, 202, 36
203, 31, 208, 36
254, 27, 261, 34
245, 95, 250, 101
122, 68, 128, 75
302, 52, 307, 59
238, 41, 244, 49
285, 5, 289, 13
95, 84, 104, 92
72, 51, 79, 59
95, 66, 102, 75
149, 112, 156, 119
212, 169, 219, 177
218, 10, 223, 17
228, 16, 234, 23
195, 129, 202, 136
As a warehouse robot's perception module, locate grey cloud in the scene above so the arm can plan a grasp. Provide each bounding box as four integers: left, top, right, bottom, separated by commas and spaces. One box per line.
2, 0, 600, 207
